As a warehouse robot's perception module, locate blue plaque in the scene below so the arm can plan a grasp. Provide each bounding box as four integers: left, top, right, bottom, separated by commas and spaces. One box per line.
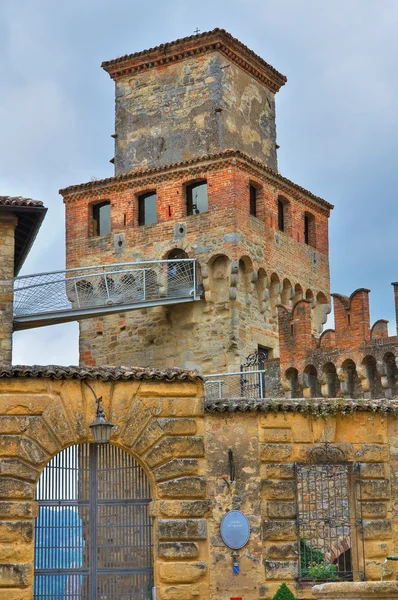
220, 510, 250, 549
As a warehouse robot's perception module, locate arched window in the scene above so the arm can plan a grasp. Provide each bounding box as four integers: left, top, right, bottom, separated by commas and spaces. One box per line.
34, 444, 153, 599
186, 180, 208, 215
92, 201, 111, 236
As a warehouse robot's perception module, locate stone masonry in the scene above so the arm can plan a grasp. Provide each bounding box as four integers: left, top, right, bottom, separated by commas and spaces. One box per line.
0, 214, 17, 365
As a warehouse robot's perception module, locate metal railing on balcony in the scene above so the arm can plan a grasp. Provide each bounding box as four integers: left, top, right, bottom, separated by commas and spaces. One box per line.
204, 369, 266, 401
13, 259, 200, 330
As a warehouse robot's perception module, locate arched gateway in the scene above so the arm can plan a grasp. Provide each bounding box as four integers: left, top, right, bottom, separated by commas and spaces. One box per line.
34, 443, 153, 599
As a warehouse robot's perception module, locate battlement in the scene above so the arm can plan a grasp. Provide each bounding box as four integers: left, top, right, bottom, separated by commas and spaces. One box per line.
278, 283, 398, 400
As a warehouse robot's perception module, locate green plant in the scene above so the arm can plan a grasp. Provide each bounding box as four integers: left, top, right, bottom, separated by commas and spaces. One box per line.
306, 561, 339, 581
271, 582, 296, 600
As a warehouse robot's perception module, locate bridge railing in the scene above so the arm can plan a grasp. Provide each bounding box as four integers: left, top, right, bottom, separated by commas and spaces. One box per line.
204, 369, 266, 401
13, 259, 199, 321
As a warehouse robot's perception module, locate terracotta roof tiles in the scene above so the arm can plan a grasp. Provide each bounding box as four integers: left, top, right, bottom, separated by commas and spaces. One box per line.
0, 196, 44, 207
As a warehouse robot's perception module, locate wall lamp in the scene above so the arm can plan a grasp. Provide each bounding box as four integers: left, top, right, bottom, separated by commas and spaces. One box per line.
84, 381, 114, 444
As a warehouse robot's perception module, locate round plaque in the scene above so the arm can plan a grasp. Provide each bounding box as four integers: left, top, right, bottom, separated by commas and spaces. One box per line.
220, 510, 250, 549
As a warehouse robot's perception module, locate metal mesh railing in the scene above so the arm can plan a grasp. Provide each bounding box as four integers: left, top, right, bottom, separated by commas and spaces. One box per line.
13, 259, 198, 320
204, 370, 266, 401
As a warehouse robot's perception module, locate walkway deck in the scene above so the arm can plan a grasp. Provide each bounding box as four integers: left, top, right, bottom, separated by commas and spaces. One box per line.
13, 259, 200, 330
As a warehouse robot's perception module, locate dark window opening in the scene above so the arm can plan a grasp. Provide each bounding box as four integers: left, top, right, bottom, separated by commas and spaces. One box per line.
250, 184, 257, 217
304, 212, 315, 246
186, 181, 208, 216
278, 199, 285, 232
92, 201, 111, 236
257, 345, 269, 369
138, 191, 157, 226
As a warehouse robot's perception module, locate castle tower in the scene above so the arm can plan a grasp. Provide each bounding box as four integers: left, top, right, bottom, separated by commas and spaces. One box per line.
61, 29, 332, 373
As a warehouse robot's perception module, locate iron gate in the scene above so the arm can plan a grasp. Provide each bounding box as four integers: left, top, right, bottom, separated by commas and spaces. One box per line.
34, 444, 153, 599
295, 446, 365, 582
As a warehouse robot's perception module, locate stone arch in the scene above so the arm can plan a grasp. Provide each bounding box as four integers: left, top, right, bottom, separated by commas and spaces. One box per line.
320, 362, 339, 398
238, 255, 255, 304
281, 278, 293, 306
303, 364, 321, 398
360, 355, 384, 399
293, 283, 303, 305
0, 375, 207, 598
207, 254, 231, 304
283, 367, 301, 399
269, 273, 282, 317
34, 442, 154, 597
256, 268, 268, 314
338, 359, 361, 398
383, 352, 398, 398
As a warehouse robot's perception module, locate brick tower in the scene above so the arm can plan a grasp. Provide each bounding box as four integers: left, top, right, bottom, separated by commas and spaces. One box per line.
61, 29, 333, 373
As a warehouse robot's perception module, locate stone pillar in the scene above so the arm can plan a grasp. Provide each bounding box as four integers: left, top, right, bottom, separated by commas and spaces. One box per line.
0, 214, 17, 365
392, 282, 398, 336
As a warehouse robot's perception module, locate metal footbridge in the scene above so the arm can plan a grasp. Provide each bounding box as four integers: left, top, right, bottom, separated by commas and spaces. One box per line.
13, 259, 200, 330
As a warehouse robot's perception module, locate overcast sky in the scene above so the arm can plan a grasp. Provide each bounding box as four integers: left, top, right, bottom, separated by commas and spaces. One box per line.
2, 0, 398, 366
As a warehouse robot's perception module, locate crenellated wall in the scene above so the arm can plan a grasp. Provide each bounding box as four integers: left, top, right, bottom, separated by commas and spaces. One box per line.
278, 284, 398, 400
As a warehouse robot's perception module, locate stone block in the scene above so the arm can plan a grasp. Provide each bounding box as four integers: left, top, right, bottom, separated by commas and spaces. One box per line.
157, 519, 207, 540
158, 542, 200, 560
359, 463, 387, 479
159, 500, 212, 518
158, 561, 207, 583
0, 501, 38, 519
262, 428, 292, 443
361, 502, 388, 519
0, 458, 39, 482
355, 444, 389, 462
0, 562, 32, 586
263, 520, 296, 541
158, 476, 206, 498
264, 560, 297, 580
133, 421, 165, 454
145, 437, 205, 468
261, 444, 292, 462
161, 585, 201, 600
264, 542, 298, 560
0, 543, 33, 562
262, 480, 295, 500
0, 521, 33, 543
0, 478, 34, 500
137, 382, 199, 397
143, 398, 204, 417
267, 501, 297, 519
154, 459, 199, 482
263, 463, 295, 479
157, 418, 197, 436
363, 519, 392, 540
361, 480, 390, 501
363, 540, 392, 559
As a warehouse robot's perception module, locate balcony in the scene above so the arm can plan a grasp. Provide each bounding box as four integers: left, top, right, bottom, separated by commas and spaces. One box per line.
13, 259, 200, 330
204, 369, 266, 401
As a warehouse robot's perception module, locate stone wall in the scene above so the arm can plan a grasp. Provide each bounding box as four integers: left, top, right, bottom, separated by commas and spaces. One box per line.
0, 214, 17, 365
1, 369, 398, 599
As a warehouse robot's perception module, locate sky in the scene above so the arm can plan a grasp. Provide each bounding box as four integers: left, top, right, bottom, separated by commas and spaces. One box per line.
2, 0, 398, 366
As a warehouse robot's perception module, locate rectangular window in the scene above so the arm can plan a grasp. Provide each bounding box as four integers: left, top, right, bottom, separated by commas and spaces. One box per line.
250, 184, 257, 217
186, 181, 208, 216
278, 199, 285, 232
304, 214, 310, 244
92, 201, 111, 236
138, 191, 157, 226
296, 460, 365, 582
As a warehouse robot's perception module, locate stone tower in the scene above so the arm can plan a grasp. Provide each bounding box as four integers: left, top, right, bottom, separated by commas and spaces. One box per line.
61, 29, 333, 373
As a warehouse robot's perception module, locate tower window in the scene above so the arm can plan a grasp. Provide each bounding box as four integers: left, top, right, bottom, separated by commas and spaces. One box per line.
92, 201, 111, 236
186, 181, 208, 216
250, 184, 257, 217
138, 191, 157, 226
304, 212, 315, 246
278, 199, 285, 232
